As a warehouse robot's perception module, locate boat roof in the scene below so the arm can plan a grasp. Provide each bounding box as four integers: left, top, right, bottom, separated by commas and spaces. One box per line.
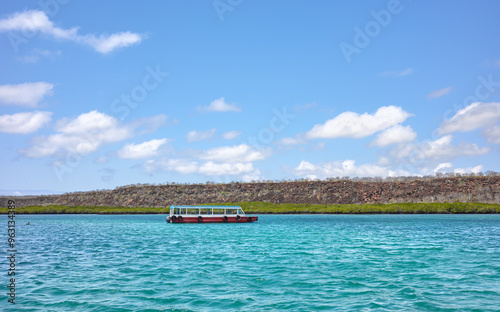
170, 205, 241, 209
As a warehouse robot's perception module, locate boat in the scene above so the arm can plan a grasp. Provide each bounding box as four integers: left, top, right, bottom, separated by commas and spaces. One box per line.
166, 205, 258, 223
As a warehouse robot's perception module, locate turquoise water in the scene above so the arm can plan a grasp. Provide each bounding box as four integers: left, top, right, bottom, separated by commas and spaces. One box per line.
2, 214, 500, 311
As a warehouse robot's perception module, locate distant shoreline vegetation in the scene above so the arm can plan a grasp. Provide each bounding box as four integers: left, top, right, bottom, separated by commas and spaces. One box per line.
0, 202, 499, 214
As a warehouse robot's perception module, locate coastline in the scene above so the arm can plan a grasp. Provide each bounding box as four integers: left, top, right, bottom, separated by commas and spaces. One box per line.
1, 202, 499, 214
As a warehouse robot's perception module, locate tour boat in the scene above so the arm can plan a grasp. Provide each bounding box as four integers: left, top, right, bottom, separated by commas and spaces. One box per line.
166, 205, 258, 223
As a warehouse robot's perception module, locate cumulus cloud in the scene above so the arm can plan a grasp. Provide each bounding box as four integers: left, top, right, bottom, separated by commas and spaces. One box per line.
483, 125, 500, 144
222, 130, 241, 140
438, 102, 500, 134
454, 165, 483, 175
144, 159, 198, 175
0, 10, 77, 38
21, 111, 165, 157
197, 97, 241, 113
388, 135, 490, 162
419, 135, 489, 159
0, 10, 143, 54
305, 106, 412, 139
140, 143, 267, 180
434, 162, 453, 173
118, 138, 169, 159
199, 144, 270, 163
371, 125, 417, 147
427, 87, 453, 99
0, 82, 53, 107
185, 129, 216, 142
54, 110, 122, 134
198, 161, 255, 176
434, 162, 483, 175
0, 111, 52, 134
142, 158, 259, 177
293, 159, 406, 179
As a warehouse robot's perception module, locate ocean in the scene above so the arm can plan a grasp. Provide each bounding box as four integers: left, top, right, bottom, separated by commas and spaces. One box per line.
2, 214, 499, 311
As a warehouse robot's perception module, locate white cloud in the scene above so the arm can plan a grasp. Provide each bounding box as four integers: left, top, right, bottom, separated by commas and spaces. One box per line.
483, 125, 500, 144
0, 111, 52, 134
438, 102, 500, 134
427, 87, 453, 99
420, 135, 490, 159
0, 10, 77, 38
144, 159, 198, 175
55, 110, 121, 135
306, 106, 412, 139
185, 129, 216, 142
80, 32, 144, 54
242, 170, 263, 182
454, 165, 483, 175
197, 97, 241, 113
434, 162, 483, 175
293, 159, 405, 179
198, 161, 255, 176
0, 10, 143, 54
118, 138, 169, 159
141, 144, 266, 179
434, 162, 453, 173
199, 144, 270, 163
222, 130, 241, 140
371, 125, 417, 147
0, 82, 53, 107
389, 135, 490, 161
380, 68, 413, 77
22, 111, 165, 157
142, 158, 259, 177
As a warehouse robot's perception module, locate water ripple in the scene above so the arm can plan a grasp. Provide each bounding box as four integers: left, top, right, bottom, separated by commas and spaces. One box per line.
1, 214, 499, 311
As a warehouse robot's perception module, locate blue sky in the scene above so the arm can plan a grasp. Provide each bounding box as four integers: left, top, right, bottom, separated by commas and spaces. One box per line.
1, 0, 499, 195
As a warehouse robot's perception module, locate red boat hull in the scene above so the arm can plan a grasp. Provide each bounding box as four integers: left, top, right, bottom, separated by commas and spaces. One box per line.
170, 216, 258, 223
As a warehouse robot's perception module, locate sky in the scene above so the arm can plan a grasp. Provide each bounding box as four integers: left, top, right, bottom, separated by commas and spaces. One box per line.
1, 0, 499, 195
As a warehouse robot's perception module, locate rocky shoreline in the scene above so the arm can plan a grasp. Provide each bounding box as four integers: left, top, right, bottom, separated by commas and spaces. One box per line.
1, 176, 499, 208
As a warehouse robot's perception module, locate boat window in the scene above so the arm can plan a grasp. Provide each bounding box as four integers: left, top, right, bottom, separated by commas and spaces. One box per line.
227, 208, 237, 215
181, 208, 187, 215
187, 208, 198, 215
237, 209, 244, 215
212, 208, 224, 215
200, 208, 211, 215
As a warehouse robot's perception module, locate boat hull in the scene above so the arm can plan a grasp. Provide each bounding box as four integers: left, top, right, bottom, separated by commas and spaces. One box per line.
169, 216, 258, 223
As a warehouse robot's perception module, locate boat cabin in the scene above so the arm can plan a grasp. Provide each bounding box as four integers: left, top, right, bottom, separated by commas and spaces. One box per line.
166, 205, 258, 223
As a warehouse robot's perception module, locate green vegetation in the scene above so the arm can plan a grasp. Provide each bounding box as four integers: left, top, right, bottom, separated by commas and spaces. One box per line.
233, 202, 500, 214
1, 202, 500, 214
0, 205, 169, 214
